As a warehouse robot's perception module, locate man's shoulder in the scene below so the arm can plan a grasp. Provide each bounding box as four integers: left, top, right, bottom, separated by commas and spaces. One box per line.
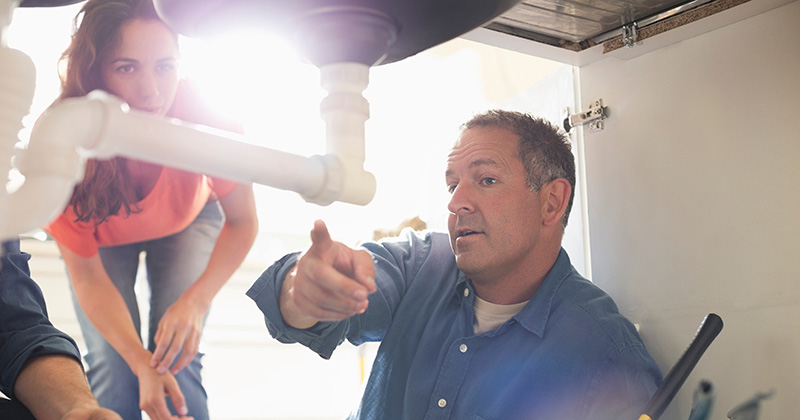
372, 229, 452, 258
552, 275, 643, 351
397, 228, 448, 243
558, 272, 611, 303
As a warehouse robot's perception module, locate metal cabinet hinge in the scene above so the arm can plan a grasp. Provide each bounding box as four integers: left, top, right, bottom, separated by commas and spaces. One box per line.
622, 22, 641, 48
563, 99, 608, 133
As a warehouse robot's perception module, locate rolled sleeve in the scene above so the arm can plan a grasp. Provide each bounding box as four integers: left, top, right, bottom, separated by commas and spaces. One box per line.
246, 252, 349, 360
246, 230, 436, 362
1, 240, 81, 399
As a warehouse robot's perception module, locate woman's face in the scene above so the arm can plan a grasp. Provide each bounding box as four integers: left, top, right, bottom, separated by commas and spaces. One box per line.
100, 19, 179, 116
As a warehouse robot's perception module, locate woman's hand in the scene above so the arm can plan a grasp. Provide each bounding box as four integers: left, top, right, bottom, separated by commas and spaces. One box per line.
150, 295, 208, 375
151, 184, 258, 374
56, 246, 193, 419
137, 363, 193, 420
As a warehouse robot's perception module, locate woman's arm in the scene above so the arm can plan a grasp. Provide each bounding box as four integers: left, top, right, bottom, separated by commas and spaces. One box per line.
151, 183, 258, 374
58, 244, 190, 420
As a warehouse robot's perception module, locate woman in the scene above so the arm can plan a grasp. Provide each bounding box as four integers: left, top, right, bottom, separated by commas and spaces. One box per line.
44, 1, 259, 419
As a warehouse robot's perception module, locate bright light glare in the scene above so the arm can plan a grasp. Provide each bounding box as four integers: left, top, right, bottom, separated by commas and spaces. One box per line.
180, 30, 325, 156
175, 30, 488, 246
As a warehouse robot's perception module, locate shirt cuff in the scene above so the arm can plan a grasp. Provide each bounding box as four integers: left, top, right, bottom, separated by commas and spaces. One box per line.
246, 252, 348, 360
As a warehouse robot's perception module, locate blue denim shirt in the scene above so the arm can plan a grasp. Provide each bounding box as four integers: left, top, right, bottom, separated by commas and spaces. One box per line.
1, 239, 81, 399
248, 230, 662, 420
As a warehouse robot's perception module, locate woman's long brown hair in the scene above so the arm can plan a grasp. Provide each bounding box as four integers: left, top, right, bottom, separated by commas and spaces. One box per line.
57, 0, 173, 224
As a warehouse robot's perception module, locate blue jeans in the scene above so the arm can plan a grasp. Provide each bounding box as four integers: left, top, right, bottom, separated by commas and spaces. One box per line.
71, 200, 224, 420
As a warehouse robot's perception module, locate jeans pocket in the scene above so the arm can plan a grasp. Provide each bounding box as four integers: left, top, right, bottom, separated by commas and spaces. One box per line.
196, 200, 224, 227
190, 200, 224, 240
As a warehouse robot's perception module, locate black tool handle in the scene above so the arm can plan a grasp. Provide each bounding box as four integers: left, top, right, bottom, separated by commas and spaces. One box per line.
639, 313, 723, 420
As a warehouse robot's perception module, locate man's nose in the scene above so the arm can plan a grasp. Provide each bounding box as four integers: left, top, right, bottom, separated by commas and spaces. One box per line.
447, 183, 474, 214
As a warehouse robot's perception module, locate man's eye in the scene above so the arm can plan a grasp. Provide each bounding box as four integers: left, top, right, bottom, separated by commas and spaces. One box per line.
447, 184, 457, 194
117, 65, 134, 73
157, 63, 175, 73
481, 177, 497, 186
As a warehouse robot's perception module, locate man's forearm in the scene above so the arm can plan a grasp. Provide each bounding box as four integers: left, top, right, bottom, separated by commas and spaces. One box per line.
13, 354, 100, 420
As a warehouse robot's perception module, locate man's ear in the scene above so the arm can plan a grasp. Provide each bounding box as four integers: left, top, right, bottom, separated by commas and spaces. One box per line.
541, 178, 571, 227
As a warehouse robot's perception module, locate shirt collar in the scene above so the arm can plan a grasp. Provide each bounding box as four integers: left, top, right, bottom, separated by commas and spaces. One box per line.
514, 247, 573, 337
455, 248, 574, 337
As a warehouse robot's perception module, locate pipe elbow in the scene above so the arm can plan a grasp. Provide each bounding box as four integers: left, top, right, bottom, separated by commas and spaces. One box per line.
20, 90, 128, 179
21, 93, 110, 178
2, 176, 75, 238
338, 158, 376, 206
3, 91, 120, 239
302, 155, 376, 206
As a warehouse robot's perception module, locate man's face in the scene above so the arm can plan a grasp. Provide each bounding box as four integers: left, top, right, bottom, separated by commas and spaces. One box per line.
446, 126, 544, 285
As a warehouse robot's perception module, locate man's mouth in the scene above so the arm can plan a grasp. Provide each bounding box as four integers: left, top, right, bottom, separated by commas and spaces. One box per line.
458, 229, 480, 238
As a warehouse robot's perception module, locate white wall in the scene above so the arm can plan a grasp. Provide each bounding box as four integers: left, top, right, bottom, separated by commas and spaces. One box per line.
577, 1, 800, 419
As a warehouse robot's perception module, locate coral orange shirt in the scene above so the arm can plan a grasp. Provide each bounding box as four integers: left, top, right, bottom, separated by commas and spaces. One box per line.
46, 170, 236, 258
45, 80, 242, 258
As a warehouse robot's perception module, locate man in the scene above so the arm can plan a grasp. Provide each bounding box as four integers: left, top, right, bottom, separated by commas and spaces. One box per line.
1, 239, 122, 420
248, 110, 663, 419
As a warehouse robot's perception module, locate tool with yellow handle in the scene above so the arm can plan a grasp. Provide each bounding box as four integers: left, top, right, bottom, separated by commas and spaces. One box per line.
638, 313, 724, 420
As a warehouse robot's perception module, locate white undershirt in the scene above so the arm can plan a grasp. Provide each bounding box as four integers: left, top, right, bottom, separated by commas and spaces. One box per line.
473, 295, 529, 334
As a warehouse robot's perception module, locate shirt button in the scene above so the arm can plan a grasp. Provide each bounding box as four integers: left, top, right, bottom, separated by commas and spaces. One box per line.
438, 398, 447, 408
463, 288, 470, 297
459, 344, 468, 353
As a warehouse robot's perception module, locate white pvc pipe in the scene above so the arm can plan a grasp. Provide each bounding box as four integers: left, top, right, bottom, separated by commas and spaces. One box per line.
4, 175, 77, 237
75, 91, 329, 195
317, 62, 376, 205
1, 9, 378, 241
0, 0, 38, 240
1, 0, 20, 45
3, 85, 378, 241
